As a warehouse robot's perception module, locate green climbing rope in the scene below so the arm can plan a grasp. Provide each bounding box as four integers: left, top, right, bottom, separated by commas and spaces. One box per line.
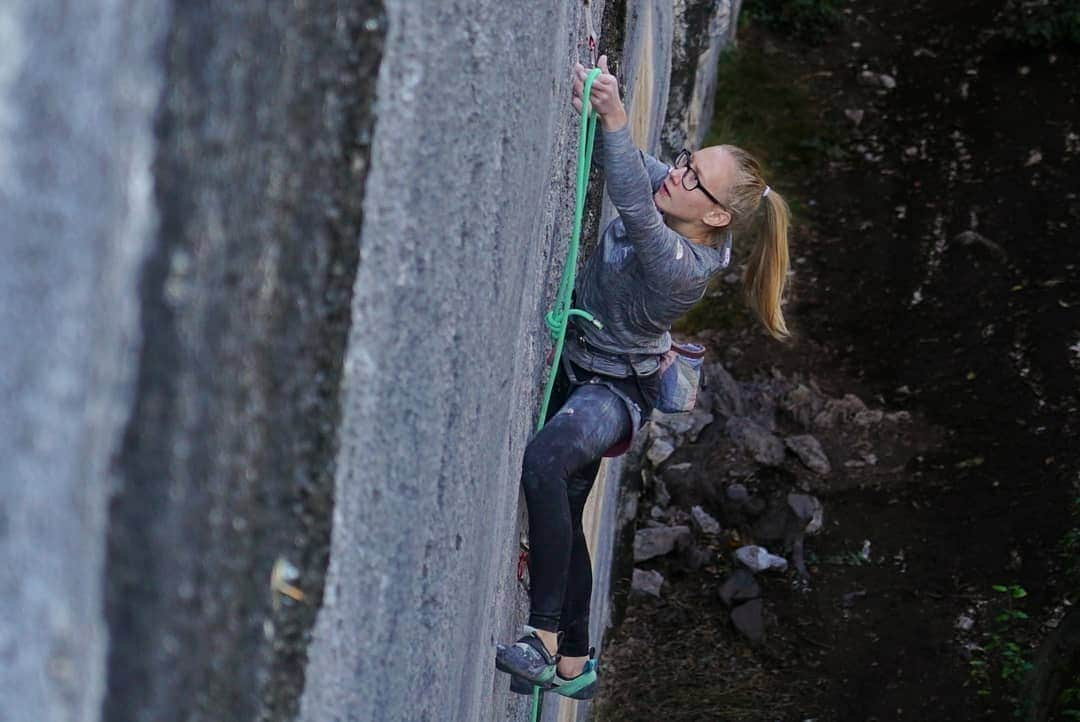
536, 67, 603, 433
527, 67, 603, 722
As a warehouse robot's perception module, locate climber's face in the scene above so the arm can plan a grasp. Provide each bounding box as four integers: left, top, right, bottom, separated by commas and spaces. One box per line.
655, 146, 734, 231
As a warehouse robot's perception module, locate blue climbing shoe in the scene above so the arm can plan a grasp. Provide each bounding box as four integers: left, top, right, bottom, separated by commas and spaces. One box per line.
495, 626, 557, 686
508, 671, 540, 696
550, 650, 598, 700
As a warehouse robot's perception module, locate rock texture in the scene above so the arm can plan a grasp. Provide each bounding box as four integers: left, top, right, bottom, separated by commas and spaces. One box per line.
632, 568, 666, 597
634, 525, 693, 561
661, 0, 741, 157
1, 2, 168, 720
0, 1, 744, 721
727, 416, 787, 466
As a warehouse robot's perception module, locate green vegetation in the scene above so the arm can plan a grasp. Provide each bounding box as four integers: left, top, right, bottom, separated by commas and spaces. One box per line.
1059, 676, 1080, 720
741, 0, 842, 44
678, 31, 833, 336
1062, 496, 1080, 584
705, 45, 836, 184
672, 288, 749, 335
968, 584, 1035, 718
1008, 0, 1080, 48
1052, 498, 1080, 720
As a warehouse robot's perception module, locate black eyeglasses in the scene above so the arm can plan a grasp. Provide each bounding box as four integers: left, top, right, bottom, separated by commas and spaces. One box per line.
673, 148, 727, 210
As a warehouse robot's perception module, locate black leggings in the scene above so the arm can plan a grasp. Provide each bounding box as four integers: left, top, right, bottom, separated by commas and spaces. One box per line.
521, 361, 655, 657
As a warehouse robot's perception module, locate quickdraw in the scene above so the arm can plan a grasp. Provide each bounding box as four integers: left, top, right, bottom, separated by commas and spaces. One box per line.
584, 0, 599, 66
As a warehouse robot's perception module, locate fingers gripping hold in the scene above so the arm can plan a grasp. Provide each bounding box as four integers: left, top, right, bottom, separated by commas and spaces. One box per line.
570, 64, 602, 117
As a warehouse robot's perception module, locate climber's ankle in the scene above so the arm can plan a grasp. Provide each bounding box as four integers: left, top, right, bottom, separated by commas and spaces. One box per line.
535, 628, 559, 657
557, 655, 587, 678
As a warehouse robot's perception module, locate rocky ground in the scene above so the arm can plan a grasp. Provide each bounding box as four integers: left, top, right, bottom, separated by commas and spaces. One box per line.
594, 1, 1080, 720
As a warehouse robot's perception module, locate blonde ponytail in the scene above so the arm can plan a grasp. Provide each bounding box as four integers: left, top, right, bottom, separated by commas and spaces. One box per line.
743, 188, 791, 340
715, 145, 792, 341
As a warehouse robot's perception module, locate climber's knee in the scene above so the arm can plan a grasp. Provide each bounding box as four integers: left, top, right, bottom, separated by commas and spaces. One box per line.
521, 438, 568, 499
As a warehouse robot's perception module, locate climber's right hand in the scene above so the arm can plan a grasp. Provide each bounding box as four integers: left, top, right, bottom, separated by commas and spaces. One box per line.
571, 63, 587, 115
571, 56, 627, 131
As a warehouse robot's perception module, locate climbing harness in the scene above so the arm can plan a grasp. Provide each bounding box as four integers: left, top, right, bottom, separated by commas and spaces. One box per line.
536, 66, 604, 432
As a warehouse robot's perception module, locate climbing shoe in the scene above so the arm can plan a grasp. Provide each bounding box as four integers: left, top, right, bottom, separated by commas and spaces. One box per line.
508, 672, 540, 696
550, 649, 598, 700
495, 626, 558, 686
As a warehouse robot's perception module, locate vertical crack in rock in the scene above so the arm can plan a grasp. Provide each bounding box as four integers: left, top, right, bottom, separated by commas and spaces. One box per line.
583, 0, 629, 255
628, 3, 656, 147
103, 2, 384, 721
662, 0, 733, 158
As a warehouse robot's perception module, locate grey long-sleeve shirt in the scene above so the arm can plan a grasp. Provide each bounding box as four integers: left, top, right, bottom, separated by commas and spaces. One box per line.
562, 125, 732, 378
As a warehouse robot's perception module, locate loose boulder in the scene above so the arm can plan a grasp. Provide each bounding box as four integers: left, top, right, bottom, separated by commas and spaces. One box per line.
690, 505, 722, 536
719, 568, 761, 606
631, 568, 665, 598
706, 362, 744, 417
652, 409, 714, 445
726, 417, 785, 466
787, 493, 824, 535
646, 437, 676, 467
731, 598, 765, 643
634, 525, 692, 562
785, 434, 831, 475
779, 383, 825, 429
734, 545, 788, 573
813, 393, 868, 429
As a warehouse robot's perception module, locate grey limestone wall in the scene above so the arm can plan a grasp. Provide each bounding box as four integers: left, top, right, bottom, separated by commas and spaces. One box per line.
0, 1, 741, 721
662, 0, 742, 158
3, 1, 385, 721
102, 4, 385, 722
296, 2, 607, 719
0, 2, 166, 721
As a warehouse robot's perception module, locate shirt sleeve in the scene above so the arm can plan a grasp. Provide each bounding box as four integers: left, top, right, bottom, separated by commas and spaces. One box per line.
592, 133, 669, 192
601, 125, 697, 285
639, 150, 670, 193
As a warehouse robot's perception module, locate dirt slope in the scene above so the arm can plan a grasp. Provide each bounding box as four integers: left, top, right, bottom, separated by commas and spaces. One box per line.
596, 2, 1080, 720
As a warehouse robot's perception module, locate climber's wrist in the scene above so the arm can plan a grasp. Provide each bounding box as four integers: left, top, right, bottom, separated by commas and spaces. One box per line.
601, 106, 628, 132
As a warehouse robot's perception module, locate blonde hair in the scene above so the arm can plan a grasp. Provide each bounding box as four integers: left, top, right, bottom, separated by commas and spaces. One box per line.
714, 145, 791, 341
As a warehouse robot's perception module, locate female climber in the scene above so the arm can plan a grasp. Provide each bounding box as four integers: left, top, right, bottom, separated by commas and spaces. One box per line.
495, 55, 791, 700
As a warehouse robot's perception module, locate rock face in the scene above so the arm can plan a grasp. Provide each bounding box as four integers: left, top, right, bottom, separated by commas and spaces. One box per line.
661, 0, 741, 157
1, 5, 169, 720
2, 1, 744, 721
4, 2, 384, 720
